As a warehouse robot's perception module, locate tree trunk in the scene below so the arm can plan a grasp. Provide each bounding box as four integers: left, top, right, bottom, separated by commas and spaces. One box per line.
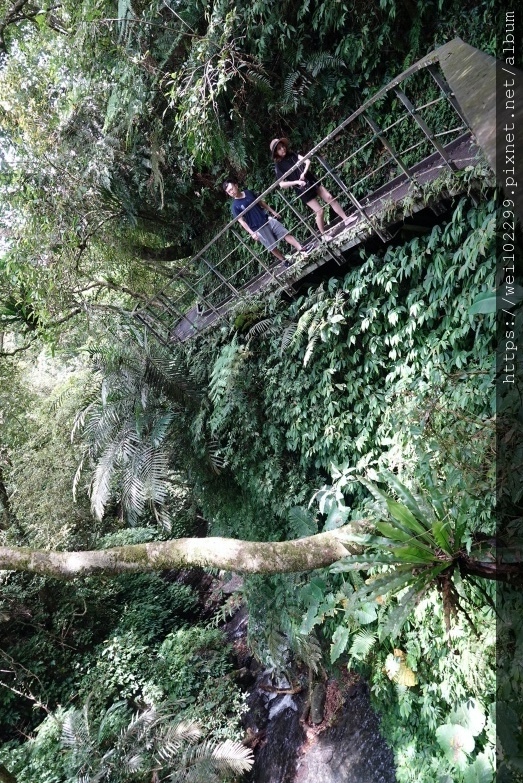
0, 763, 17, 783
460, 556, 523, 584
0, 465, 11, 529
0, 527, 358, 579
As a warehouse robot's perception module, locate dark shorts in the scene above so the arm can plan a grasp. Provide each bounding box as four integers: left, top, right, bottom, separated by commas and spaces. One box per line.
295, 180, 319, 205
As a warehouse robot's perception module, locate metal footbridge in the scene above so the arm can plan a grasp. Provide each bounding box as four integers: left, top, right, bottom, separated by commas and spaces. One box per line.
131, 38, 503, 346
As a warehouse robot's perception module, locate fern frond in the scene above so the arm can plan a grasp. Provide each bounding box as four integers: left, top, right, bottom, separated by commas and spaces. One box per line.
292, 630, 323, 673
280, 321, 297, 353
207, 437, 226, 473
349, 629, 378, 661
288, 505, 317, 538
245, 69, 272, 93
291, 307, 316, 348
209, 340, 244, 404
211, 739, 254, 772
304, 52, 345, 77
303, 333, 318, 366
246, 317, 276, 341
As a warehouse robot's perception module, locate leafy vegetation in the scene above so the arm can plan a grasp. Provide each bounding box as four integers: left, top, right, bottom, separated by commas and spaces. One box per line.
0, 0, 519, 781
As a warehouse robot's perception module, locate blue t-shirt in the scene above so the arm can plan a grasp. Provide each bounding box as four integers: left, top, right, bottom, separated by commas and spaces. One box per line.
231, 189, 268, 231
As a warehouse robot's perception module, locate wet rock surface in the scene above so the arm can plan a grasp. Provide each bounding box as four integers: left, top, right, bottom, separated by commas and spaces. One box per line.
223, 599, 396, 783
294, 682, 396, 783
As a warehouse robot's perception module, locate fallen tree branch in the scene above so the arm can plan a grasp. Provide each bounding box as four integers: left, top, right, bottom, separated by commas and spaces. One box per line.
0, 526, 361, 579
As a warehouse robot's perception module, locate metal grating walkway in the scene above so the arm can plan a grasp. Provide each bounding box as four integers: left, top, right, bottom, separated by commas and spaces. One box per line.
131, 39, 497, 347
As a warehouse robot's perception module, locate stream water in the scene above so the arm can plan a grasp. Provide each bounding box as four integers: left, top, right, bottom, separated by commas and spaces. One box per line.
225, 606, 397, 783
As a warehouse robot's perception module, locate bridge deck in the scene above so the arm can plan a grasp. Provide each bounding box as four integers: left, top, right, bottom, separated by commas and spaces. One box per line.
172, 133, 479, 341
132, 39, 496, 348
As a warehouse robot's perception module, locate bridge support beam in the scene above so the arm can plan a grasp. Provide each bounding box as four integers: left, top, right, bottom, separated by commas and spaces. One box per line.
438, 37, 523, 223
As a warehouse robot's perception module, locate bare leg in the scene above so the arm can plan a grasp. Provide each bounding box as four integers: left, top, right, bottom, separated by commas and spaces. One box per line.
270, 247, 286, 261
306, 198, 326, 233
283, 233, 303, 251
317, 185, 348, 222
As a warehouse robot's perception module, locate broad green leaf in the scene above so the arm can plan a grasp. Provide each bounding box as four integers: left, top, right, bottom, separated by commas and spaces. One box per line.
386, 498, 433, 541
358, 476, 390, 509
468, 290, 497, 315
324, 502, 350, 531
379, 470, 426, 523
390, 545, 437, 563
436, 724, 475, 769
375, 520, 413, 543
422, 473, 448, 519
463, 753, 494, 783
432, 518, 452, 553
330, 625, 350, 663
335, 531, 399, 548
354, 602, 377, 625
301, 604, 319, 634
360, 569, 418, 601
450, 699, 486, 736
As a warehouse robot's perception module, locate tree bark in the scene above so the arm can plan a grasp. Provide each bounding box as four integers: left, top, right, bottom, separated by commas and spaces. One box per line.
0, 465, 11, 529
0, 528, 358, 580
0, 763, 17, 783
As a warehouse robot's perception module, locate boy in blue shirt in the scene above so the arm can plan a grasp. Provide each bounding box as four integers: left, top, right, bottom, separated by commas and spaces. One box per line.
222, 178, 304, 263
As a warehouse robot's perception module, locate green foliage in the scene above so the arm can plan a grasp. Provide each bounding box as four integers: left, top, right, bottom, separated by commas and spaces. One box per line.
0, 3, 507, 780
60, 699, 253, 782
74, 332, 199, 530
0, 564, 250, 780
179, 196, 496, 545
0, 711, 68, 783
328, 466, 494, 638
244, 573, 322, 674
157, 626, 248, 741
174, 195, 500, 782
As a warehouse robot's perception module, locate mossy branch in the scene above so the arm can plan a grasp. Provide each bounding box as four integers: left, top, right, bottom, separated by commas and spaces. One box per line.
0, 526, 360, 579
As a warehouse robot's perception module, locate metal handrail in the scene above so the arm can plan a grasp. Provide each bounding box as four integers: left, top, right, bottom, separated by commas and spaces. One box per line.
132, 39, 488, 343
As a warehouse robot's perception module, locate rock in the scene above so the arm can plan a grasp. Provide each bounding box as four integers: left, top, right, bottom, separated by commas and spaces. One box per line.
310, 682, 327, 725
249, 699, 306, 783
294, 685, 396, 783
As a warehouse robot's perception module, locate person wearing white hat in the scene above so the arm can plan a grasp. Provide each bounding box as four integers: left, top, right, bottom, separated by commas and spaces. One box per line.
270, 137, 352, 234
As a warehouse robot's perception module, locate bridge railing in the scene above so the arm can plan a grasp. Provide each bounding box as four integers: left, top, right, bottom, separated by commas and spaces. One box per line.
133, 40, 483, 346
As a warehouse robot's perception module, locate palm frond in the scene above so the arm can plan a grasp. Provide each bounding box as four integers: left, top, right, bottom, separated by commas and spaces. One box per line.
280, 321, 297, 353
176, 738, 253, 776
211, 739, 254, 772
349, 629, 378, 661
89, 439, 122, 520
155, 719, 202, 762
62, 708, 92, 751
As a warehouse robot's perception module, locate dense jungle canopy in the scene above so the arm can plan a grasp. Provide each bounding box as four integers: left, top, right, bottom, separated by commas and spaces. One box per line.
0, 1, 522, 783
